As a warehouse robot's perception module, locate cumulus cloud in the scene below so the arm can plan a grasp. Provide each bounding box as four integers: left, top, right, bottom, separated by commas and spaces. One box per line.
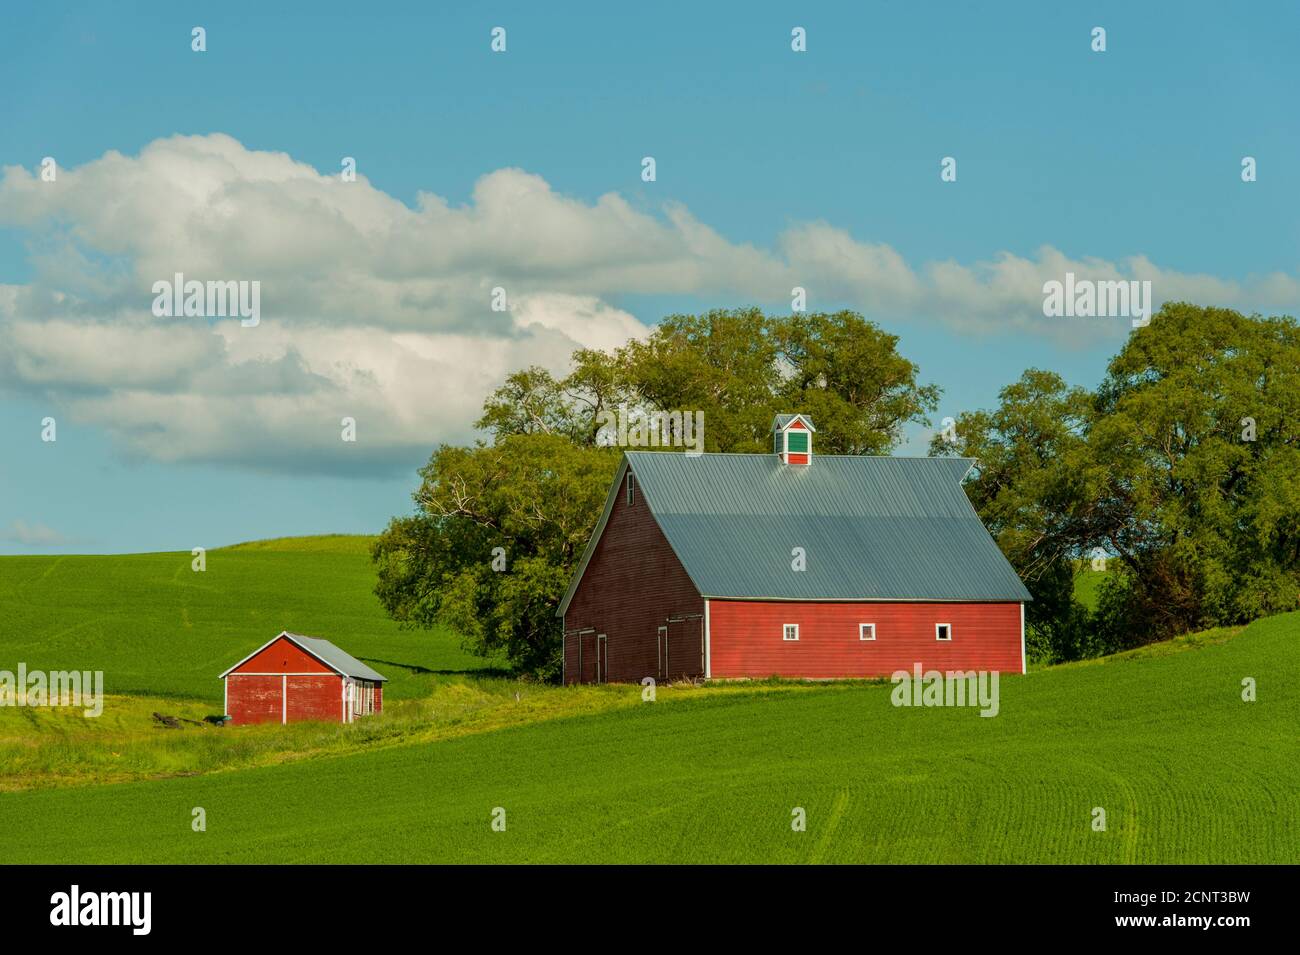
0, 133, 1296, 475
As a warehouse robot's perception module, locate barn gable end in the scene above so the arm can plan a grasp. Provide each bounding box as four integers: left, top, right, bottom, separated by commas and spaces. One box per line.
562, 459, 705, 684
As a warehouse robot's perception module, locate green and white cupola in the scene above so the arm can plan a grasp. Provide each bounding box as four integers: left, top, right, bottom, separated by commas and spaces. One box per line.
772, 413, 815, 465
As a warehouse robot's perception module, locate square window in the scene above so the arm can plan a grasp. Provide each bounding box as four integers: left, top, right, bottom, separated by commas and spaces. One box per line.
859, 623, 876, 641
935, 623, 952, 641
783, 623, 799, 641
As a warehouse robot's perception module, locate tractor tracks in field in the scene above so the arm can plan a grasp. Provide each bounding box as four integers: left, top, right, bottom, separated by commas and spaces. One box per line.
807, 788, 850, 863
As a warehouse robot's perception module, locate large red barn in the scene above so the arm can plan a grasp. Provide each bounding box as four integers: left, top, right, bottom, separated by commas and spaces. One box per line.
219, 631, 387, 725
558, 414, 1031, 683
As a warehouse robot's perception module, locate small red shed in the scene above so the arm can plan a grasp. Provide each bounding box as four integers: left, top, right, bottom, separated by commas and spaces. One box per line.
219, 631, 387, 725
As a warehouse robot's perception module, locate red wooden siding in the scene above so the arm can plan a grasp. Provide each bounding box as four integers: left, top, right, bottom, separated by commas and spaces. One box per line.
225, 674, 284, 725
234, 636, 332, 675
563, 468, 704, 684
226, 673, 348, 725
708, 600, 1023, 679
286, 674, 344, 722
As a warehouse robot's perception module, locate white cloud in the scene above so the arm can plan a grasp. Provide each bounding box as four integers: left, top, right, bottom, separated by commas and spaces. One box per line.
0, 133, 1296, 474
0, 520, 67, 546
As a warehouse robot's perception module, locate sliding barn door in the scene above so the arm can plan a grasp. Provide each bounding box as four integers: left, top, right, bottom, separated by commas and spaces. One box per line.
665, 617, 704, 682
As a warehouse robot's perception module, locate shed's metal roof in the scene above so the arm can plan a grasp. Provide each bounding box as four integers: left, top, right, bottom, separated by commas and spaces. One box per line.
286, 633, 389, 682
603, 451, 1029, 604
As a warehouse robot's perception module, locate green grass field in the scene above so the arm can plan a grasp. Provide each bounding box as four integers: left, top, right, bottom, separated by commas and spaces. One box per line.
0, 539, 1295, 863
0, 535, 494, 704
1073, 565, 1108, 611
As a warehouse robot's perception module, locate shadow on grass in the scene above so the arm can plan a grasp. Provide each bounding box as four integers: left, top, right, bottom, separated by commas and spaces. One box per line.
362, 657, 513, 679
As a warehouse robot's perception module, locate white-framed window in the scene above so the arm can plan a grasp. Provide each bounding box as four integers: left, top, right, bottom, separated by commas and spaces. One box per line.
783, 623, 799, 641
626, 473, 636, 505
859, 623, 876, 641
935, 623, 953, 641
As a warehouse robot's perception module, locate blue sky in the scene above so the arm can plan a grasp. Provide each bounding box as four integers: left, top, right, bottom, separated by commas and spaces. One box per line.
1, 1, 1297, 554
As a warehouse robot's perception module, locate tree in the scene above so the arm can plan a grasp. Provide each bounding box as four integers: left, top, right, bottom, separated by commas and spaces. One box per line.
937, 304, 1300, 659
474, 367, 575, 442
775, 310, 940, 454
618, 308, 782, 451
475, 349, 636, 448
930, 369, 1098, 661
1086, 303, 1300, 637
478, 308, 938, 455
372, 435, 620, 680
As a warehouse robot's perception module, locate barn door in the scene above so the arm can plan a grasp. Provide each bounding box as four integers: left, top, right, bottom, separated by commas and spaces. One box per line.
666, 617, 704, 682
657, 626, 668, 681
582, 632, 598, 683
596, 634, 608, 683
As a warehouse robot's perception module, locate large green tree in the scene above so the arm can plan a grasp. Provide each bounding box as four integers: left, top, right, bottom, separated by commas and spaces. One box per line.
1086, 303, 1300, 637
380, 308, 937, 678
372, 435, 619, 680
773, 310, 940, 453
478, 308, 938, 453
937, 303, 1300, 659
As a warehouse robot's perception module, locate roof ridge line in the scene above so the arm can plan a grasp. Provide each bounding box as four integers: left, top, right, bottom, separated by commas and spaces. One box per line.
624, 450, 974, 461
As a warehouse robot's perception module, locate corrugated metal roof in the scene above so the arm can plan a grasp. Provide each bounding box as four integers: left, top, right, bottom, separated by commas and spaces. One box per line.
286, 633, 389, 682
623, 451, 1030, 602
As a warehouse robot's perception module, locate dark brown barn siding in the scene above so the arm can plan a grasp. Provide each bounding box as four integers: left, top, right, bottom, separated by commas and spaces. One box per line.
564, 467, 704, 684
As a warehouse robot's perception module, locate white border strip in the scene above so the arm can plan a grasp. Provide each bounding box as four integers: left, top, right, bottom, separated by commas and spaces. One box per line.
704, 599, 712, 679
1020, 601, 1027, 674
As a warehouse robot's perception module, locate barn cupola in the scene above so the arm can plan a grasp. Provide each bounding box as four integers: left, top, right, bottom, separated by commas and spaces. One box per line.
772, 414, 815, 465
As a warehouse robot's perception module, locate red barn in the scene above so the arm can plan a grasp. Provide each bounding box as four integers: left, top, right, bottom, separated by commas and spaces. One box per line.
219, 631, 387, 725
559, 414, 1031, 683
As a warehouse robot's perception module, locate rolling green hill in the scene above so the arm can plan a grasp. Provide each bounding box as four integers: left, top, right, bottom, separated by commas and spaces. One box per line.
0, 535, 493, 704
0, 538, 1294, 863
1072, 566, 1108, 611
